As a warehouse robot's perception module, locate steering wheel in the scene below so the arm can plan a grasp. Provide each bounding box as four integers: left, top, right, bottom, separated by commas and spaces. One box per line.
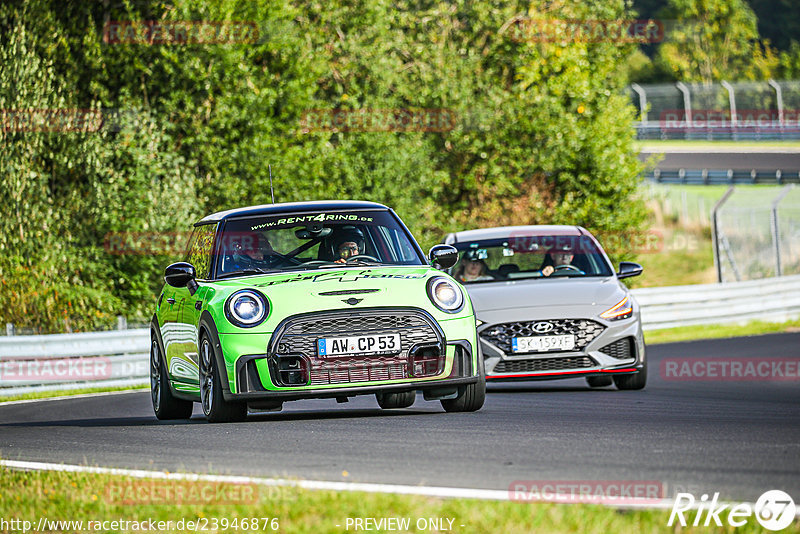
260, 252, 303, 266
554, 264, 584, 274
346, 254, 380, 263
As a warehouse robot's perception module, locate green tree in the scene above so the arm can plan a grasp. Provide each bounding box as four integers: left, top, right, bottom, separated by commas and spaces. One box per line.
655, 0, 777, 82
1, 0, 649, 330
0, 1, 201, 332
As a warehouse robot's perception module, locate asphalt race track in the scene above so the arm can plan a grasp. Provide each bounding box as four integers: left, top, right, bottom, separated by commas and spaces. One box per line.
637, 149, 800, 171
1, 333, 798, 503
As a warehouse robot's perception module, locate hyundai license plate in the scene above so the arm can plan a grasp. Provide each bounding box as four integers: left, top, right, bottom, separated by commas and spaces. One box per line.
512, 335, 576, 353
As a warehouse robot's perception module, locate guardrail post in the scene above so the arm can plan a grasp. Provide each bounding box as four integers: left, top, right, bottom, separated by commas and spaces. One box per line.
676, 82, 692, 140
771, 185, 794, 277
5, 323, 14, 336
630, 83, 648, 124
117, 316, 127, 330
721, 81, 737, 140
712, 186, 735, 283
768, 80, 784, 130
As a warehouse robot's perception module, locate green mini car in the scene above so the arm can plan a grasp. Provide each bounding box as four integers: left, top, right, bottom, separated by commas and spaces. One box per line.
150, 201, 485, 422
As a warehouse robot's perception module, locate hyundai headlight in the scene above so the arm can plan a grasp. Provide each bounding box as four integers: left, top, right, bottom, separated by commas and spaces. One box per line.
427, 277, 464, 313
599, 295, 633, 321
225, 289, 269, 327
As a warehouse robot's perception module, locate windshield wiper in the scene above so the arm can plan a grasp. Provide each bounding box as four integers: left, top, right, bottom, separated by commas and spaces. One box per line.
217, 268, 273, 279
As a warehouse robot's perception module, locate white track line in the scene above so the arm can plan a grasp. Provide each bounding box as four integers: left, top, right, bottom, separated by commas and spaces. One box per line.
2, 458, 782, 515
0, 388, 147, 407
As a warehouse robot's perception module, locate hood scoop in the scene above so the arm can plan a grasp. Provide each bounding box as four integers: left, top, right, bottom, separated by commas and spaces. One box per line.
318, 289, 380, 296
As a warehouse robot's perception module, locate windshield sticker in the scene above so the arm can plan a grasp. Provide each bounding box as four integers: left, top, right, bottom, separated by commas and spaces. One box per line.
256, 270, 425, 286
250, 213, 374, 231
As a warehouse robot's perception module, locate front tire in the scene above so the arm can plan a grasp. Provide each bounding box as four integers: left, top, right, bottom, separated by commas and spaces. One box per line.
200, 335, 247, 423
613, 359, 647, 390
150, 336, 193, 420
376, 391, 416, 409
440, 377, 486, 413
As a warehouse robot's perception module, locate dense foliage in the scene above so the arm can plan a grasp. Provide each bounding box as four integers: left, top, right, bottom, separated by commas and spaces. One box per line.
3, 0, 648, 332
631, 0, 800, 82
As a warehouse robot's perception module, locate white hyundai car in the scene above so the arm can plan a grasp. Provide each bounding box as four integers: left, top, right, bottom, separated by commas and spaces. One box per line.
443, 225, 646, 390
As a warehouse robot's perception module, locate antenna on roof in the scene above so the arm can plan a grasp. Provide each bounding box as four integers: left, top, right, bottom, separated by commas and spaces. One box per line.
268, 164, 275, 204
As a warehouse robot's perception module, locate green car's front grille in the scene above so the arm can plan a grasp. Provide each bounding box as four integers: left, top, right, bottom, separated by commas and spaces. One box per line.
268, 308, 445, 387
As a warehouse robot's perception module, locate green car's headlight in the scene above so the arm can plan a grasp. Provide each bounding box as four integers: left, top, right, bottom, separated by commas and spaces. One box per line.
225, 289, 268, 327
427, 276, 464, 313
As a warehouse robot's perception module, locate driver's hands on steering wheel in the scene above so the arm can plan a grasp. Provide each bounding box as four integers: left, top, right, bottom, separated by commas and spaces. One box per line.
542, 264, 583, 276
335, 254, 380, 264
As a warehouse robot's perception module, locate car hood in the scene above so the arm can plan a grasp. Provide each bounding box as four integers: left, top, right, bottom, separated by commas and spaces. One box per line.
465, 277, 627, 312
207, 265, 471, 332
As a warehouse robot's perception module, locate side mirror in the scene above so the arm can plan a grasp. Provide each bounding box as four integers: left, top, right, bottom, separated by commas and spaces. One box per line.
428, 245, 459, 270
617, 261, 643, 279
165, 262, 198, 294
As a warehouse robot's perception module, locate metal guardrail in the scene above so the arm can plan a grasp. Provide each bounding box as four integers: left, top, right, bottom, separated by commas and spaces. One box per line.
1, 275, 799, 395
0, 329, 150, 396
646, 169, 800, 185
630, 80, 800, 141
632, 274, 800, 330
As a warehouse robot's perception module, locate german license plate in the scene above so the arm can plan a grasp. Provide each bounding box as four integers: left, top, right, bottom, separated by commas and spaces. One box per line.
317, 334, 401, 358
512, 335, 575, 353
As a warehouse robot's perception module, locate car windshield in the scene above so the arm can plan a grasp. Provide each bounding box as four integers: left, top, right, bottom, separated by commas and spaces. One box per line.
448, 235, 613, 283
215, 209, 424, 278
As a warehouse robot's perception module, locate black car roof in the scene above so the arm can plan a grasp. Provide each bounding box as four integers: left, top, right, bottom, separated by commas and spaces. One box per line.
197, 200, 389, 224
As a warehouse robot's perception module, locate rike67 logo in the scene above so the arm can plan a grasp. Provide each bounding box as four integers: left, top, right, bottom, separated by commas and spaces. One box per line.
669, 490, 796, 530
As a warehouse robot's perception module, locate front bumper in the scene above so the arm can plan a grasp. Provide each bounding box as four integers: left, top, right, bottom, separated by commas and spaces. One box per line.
479, 314, 645, 381
215, 307, 480, 401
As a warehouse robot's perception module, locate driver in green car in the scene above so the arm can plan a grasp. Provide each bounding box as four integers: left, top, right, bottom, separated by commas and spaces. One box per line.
334, 226, 365, 263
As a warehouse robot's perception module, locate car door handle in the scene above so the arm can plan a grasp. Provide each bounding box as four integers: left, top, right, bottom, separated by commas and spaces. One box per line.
166, 298, 176, 305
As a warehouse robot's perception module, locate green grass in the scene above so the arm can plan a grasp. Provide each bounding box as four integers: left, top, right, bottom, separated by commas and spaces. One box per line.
627, 227, 716, 288
2, 467, 795, 533
646, 318, 800, 345
0, 384, 148, 403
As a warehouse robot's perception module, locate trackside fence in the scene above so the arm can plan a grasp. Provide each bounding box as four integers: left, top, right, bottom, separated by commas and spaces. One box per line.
632, 274, 800, 330
0, 329, 150, 397
2, 274, 800, 396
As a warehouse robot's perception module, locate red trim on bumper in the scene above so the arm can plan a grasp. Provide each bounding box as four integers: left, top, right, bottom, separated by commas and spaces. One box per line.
486, 368, 638, 380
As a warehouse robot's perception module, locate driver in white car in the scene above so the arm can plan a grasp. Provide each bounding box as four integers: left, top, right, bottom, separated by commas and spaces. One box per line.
541, 244, 576, 277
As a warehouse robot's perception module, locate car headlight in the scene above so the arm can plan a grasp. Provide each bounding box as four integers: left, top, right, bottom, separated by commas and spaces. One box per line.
427, 276, 464, 313
600, 295, 633, 321
225, 289, 269, 327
